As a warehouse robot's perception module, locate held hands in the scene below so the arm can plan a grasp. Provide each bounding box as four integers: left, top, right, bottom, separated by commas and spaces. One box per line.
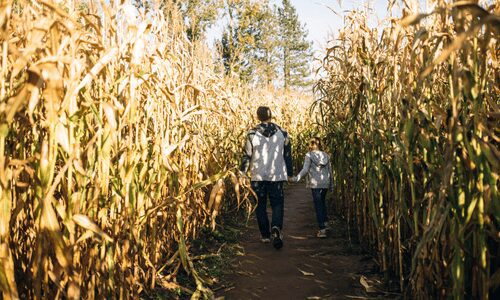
288, 176, 298, 182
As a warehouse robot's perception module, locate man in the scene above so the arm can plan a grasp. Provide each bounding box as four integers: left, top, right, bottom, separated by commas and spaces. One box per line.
240, 106, 293, 249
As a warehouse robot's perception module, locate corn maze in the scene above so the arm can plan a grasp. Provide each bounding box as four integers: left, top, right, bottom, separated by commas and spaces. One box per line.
0, 0, 498, 299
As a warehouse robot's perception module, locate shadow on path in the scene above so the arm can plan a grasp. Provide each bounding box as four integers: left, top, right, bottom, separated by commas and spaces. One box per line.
218, 183, 383, 300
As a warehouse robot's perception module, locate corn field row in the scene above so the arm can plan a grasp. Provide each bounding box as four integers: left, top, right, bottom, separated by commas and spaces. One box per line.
315, 1, 498, 298
0, 1, 311, 298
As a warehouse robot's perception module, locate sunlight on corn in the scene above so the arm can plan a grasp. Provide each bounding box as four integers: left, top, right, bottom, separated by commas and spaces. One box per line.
315, 1, 499, 298
0, 0, 312, 298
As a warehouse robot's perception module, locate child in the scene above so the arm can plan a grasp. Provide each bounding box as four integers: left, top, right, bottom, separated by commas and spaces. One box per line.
290, 137, 332, 238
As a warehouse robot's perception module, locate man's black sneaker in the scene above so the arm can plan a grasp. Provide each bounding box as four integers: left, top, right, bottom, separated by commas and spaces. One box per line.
271, 226, 283, 249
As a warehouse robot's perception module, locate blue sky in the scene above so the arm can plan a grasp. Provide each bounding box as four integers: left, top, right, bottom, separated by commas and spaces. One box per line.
207, 1, 390, 54
287, 0, 389, 52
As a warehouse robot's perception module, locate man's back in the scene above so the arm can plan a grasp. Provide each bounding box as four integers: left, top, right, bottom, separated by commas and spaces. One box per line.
249, 124, 288, 181
241, 122, 292, 182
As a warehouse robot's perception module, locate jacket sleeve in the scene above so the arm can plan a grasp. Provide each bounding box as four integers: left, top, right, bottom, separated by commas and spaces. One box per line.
295, 153, 311, 182
283, 132, 293, 176
240, 132, 253, 173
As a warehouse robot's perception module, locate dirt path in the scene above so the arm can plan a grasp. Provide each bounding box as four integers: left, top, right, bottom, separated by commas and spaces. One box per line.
218, 183, 378, 300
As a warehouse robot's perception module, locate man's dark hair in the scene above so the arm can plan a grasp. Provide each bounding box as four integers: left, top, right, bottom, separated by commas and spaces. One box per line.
257, 106, 272, 122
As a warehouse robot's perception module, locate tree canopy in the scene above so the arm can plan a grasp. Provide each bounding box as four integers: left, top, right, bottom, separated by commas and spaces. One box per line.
218, 0, 312, 90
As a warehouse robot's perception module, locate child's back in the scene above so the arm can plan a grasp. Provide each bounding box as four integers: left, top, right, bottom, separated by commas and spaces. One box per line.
304, 150, 331, 188
295, 150, 332, 189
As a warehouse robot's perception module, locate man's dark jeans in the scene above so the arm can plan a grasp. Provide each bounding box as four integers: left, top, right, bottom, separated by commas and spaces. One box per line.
311, 188, 328, 229
251, 181, 284, 238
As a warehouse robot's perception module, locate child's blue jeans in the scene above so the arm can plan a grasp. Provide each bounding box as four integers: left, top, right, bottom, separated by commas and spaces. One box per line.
311, 188, 328, 229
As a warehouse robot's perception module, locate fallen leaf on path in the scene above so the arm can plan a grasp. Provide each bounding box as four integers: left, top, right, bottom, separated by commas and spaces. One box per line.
236, 270, 254, 277
289, 235, 308, 240
312, 250, 337, 257
296, 248, 315, 252
224, 286, 235, 292
242, 259, 256, 265
247, 253, 264, 260
298, 268, 315, 276
324, 269, 333, 274
359, 275, 378, 293
306, 297, 321, 300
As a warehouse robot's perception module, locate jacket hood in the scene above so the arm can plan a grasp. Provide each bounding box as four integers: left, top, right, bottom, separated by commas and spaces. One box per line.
309, 151, 329, 167
254, 122, 278, 138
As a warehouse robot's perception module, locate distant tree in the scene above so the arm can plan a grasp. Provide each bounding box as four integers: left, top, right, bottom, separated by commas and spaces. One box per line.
219, 0, 311, 89
219, 0, 245, 78
277, 0, 312, 90
219, 0, 278, 86
162, 0, 223, 41
252, 3, 279, 87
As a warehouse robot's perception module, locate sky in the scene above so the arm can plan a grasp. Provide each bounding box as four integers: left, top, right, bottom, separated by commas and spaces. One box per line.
207, 0, 391, 56
287, 0, 389, 53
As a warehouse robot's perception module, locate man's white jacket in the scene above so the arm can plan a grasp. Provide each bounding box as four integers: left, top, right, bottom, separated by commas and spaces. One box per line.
240, 122, 293, 182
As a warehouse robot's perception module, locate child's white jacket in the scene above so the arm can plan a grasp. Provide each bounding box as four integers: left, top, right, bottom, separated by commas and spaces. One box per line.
295, 150, 332, 189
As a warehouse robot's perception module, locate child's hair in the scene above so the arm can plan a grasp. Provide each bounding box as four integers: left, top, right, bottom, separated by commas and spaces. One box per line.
309, 137, 322, 150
